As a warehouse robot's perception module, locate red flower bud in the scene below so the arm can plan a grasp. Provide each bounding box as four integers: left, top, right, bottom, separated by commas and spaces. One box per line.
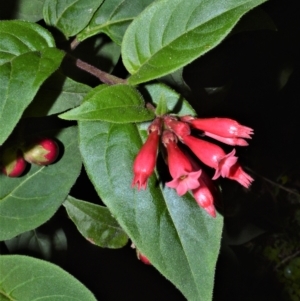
163, 116, 191, 139
203, 132, 249, 146
181, 135, 238, 179
192, 172, 217, 218
1, 148, 27, 177
137, 251, 151, 265
132, 119, 161, 190
22, 137, 59, 166
182, 117, 254, 139
163, 131, 201, 196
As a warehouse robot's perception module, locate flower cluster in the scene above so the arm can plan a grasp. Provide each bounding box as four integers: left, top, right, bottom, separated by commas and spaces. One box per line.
132, 115, 254, 217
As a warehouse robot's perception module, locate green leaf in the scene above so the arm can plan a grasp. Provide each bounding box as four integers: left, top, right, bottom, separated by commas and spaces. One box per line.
0, 255, 97, 301
0, 126, 82, 241
159, 68, 191, 97
0, 20, 56, 64
77, 0, 154, 45
72, 35, 121, 73
24, 72, 92, 117
4, 228, 67, 260
231, 7, 277, 35
155, 94, 168, 116
78, 83, 223, 301
0, 49, 64, 146
4, 0, 45, 22
59, 84, 155, 123
43, 0, 105, 37
0, 20, 64, 145
64, 196, 128, 248
122, 0, 268, 85
142, 82, 195, 116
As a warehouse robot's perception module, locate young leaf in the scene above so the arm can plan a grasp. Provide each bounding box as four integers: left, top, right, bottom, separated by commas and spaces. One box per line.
155, 94, 168, 116
78, 84, 223, 300
64, 196, 128, 248
122, 0, 268, 85
142, 82, 195, 116
24, 72, 92, 117
59, 84, 155, 123
0, 255, 97, 301
0, 20, 64, 145
0, 127, 82, 241
43, 0, 105, 37
77, 0, 154, 45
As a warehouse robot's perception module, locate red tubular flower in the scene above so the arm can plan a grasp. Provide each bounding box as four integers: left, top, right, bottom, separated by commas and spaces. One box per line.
227, 162, 254, 188
181, 116, 254, 139
132, 118, 162, 190
184, 152, 217, 217
181, 135, 238, 180
203, 132, 249, 146
192, 176, 216, 218
162, 130, 201, 196
163, 116, 191, 139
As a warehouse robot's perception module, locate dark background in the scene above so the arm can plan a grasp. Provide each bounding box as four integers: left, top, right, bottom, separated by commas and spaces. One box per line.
1, 0, 300, 300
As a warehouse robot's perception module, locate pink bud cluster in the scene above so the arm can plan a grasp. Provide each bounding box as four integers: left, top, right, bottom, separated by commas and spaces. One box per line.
132, 115, 254, 217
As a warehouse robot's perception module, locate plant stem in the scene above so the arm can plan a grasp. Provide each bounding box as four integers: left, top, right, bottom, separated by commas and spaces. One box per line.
70, 38, 80, 50
245, 167, 300, 197
274, 249, 300, 270
66, 54, 127, 85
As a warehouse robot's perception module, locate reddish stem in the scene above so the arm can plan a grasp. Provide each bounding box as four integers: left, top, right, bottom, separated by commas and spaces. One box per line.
66, 54, 127, 85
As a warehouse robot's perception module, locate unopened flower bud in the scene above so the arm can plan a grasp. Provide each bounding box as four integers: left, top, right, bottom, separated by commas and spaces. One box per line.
184, 117, 254, 139
1, 148, 27, 177
137, 251, 151, 265
163, 116, 191, 139
22, 137, 59, 166
132, 119, 161, 190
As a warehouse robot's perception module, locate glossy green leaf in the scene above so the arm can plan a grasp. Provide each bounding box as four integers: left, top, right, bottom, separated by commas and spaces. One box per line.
0, 255, 97, 301
43, 0, 104, 37
122, 0, 268, 85
79, 83, 223, 301
64, 196, 128, 248
59, 84, 155, 123
0, 126, 82, 241
77, 0, 154, 45
24, 72, 92, 117
0, 20, 64, 145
